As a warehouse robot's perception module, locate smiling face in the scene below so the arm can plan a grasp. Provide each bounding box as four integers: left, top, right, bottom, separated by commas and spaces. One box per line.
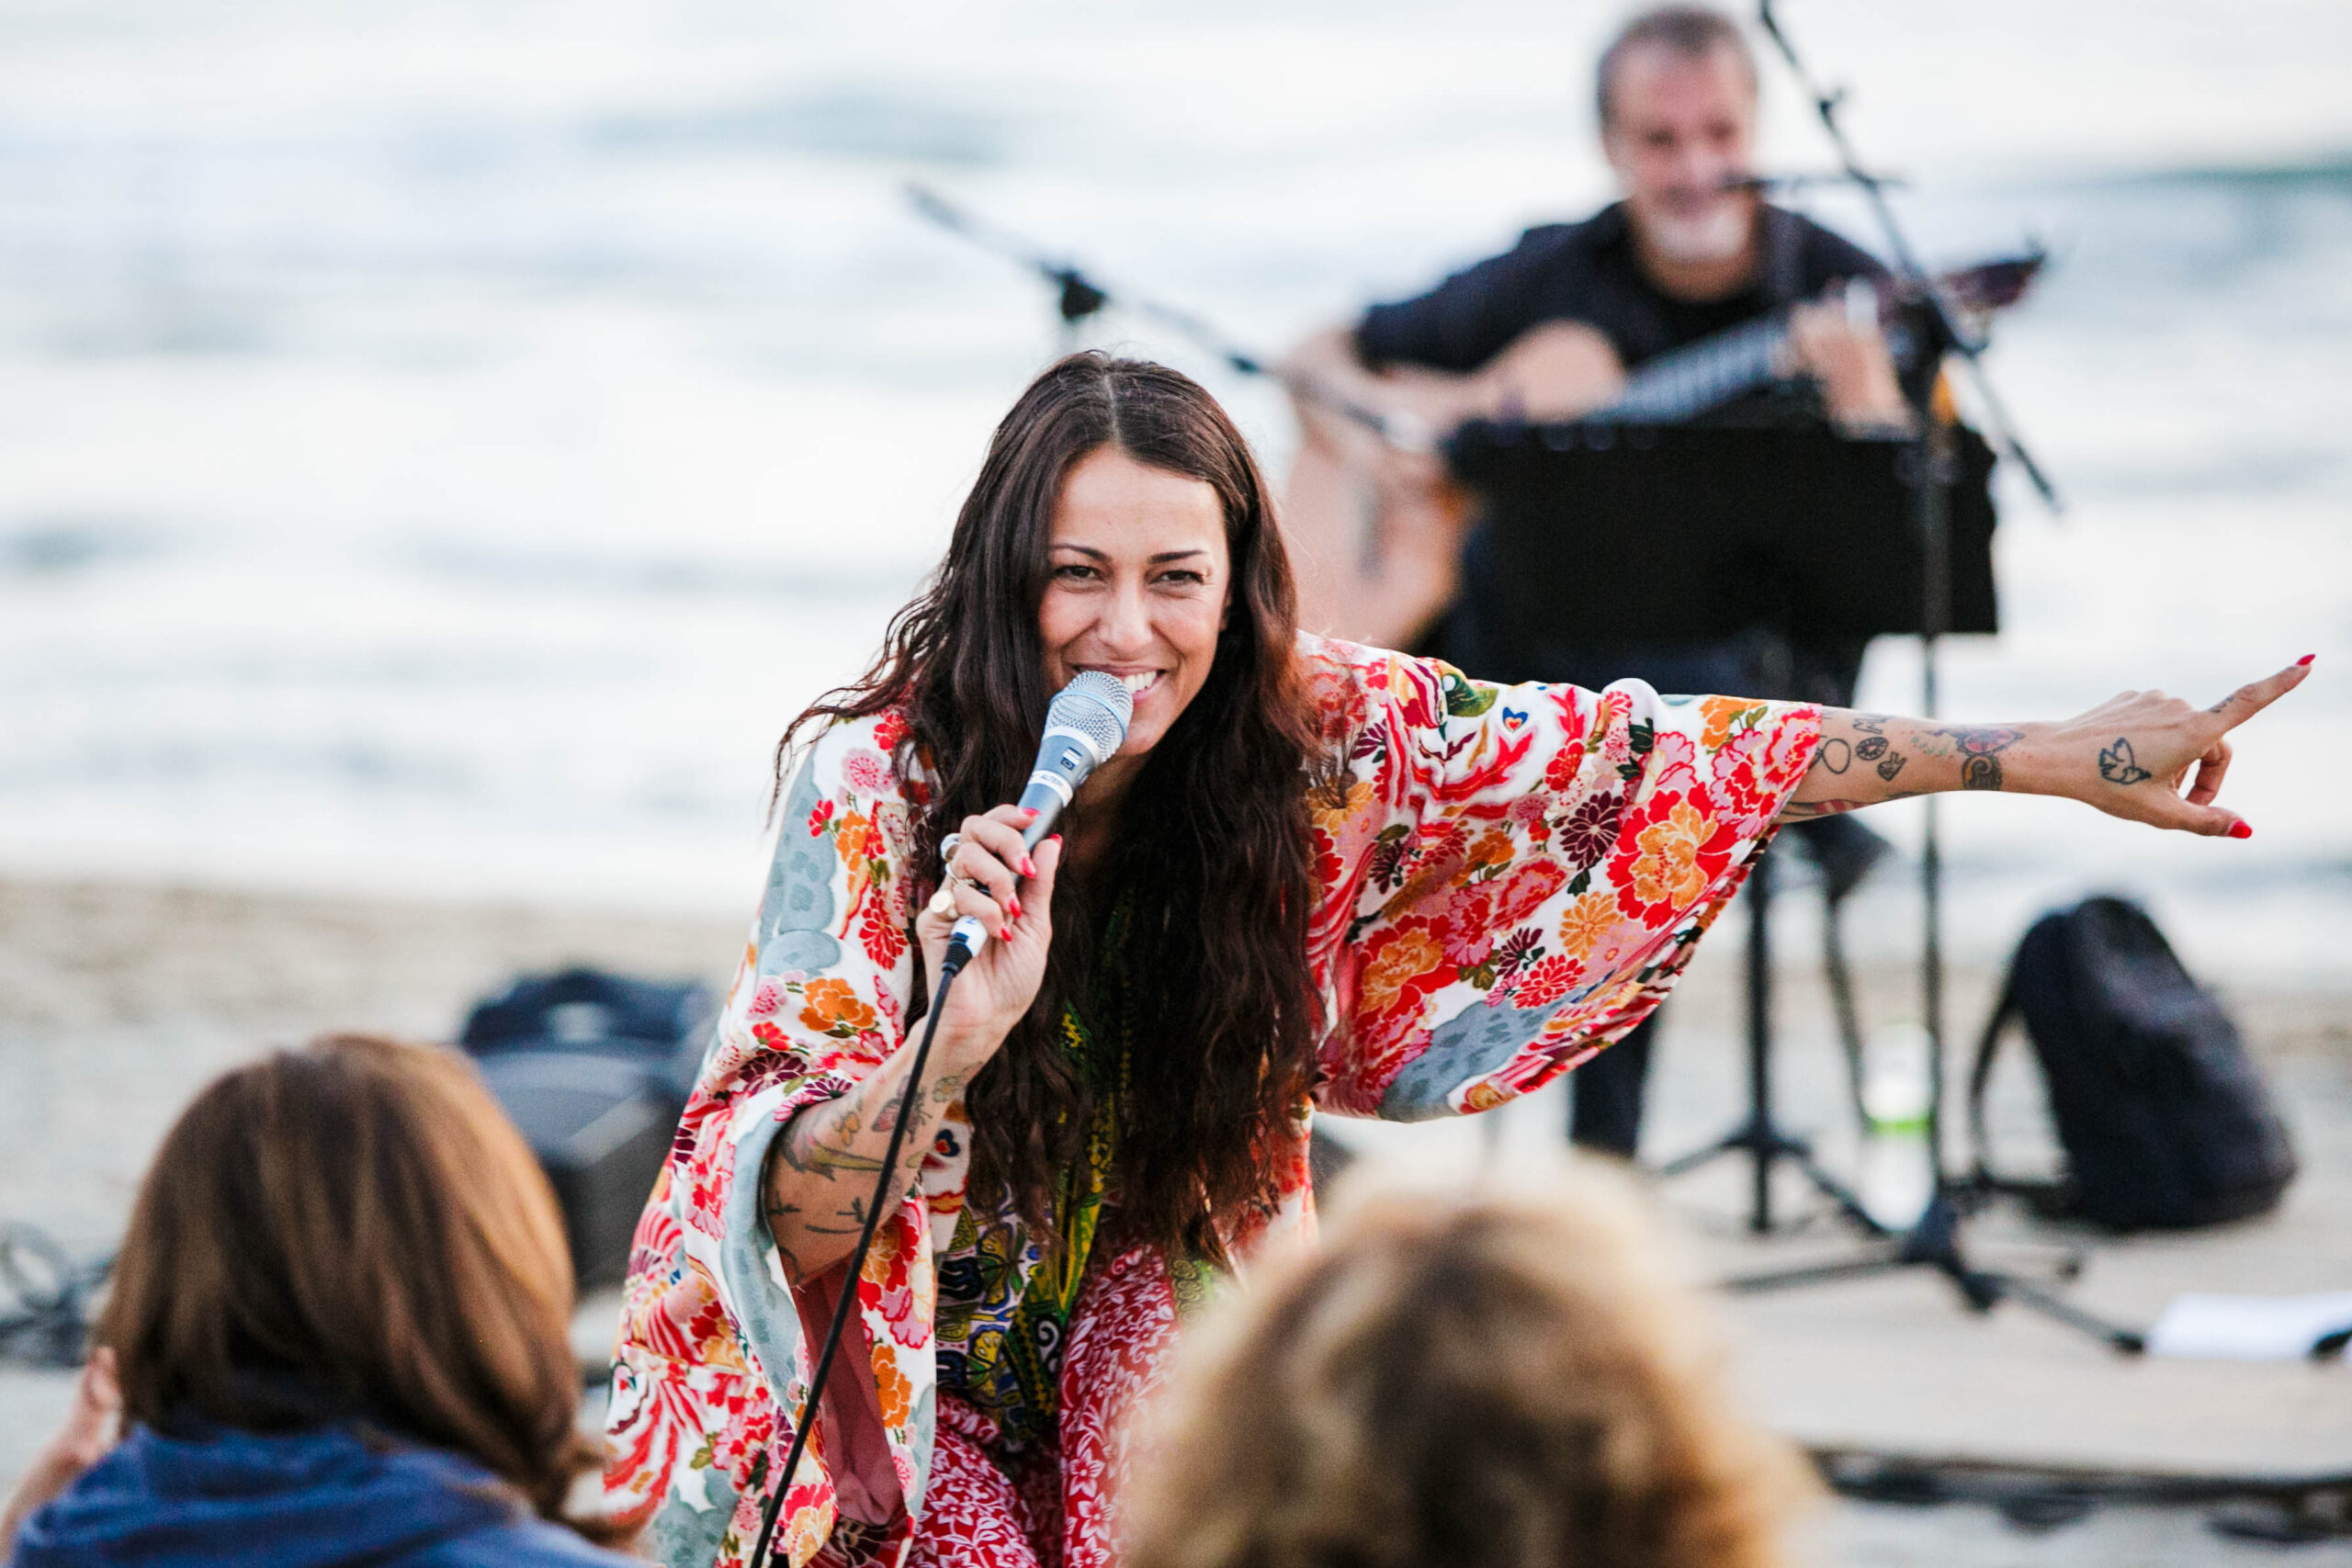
1602, 40, 1759, 271
1039, 446, 1232, 766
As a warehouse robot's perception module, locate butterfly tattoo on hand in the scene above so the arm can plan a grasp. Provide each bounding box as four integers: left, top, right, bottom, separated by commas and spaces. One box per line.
2098, 737, 2154, 786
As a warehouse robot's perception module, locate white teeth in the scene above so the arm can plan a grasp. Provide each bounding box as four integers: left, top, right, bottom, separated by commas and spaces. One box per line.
1119, 671, 1158, 694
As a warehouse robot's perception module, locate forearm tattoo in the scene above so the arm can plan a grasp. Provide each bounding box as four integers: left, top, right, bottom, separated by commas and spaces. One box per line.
762, 1063, 967, 1283
1795, 714, 2026, 815
1882, 721, 2022, 790
1853, 735, 1905, 782
1936, 726, 2026, 791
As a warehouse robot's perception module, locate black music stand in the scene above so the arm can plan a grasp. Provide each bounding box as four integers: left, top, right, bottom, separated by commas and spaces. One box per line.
1445, 421, 1992, 1240
1444, 421, 1998, 650
1447, 418, 2143, 1352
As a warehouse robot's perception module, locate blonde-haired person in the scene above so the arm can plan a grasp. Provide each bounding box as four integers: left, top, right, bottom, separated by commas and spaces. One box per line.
2, 1034, 636, 1567
1125, 1165, 1816, 1568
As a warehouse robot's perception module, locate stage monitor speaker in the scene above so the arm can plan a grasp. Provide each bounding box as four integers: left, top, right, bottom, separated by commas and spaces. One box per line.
461, 968, 715, 1288
474, 1050, 679, 1288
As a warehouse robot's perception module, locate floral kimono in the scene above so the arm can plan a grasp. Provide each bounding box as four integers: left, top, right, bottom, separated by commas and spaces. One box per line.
604, 634, 1821, 1568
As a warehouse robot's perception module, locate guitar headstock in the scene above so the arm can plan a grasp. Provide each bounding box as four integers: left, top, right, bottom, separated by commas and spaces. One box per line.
1936, 248, 2048, 312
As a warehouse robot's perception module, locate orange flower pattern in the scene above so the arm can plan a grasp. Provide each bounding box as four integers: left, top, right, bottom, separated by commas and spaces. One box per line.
604, 635, 1818, 1566
798, 977, 877, 1038
1555, 891, 1619, 961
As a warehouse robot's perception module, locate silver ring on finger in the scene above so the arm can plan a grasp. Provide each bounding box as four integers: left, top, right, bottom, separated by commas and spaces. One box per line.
939, 832, 961, 867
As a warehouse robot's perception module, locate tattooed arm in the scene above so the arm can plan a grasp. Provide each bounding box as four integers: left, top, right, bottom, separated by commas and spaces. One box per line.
1782, 659, 2313, 835
1781, 711, 2027, 818
763, 807, 1063, 1285
760, 1032, 988, 1286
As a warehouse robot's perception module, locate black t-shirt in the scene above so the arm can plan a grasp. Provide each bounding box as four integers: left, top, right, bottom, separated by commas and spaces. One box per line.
1357, 202, 1890, 688
1354, 201, 1885, 381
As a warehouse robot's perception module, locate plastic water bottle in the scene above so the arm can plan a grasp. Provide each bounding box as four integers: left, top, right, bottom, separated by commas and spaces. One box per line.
1859, 1021, 1935, 1229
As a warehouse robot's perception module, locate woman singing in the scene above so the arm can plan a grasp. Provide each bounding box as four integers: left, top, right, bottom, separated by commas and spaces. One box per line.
604, 354, 2305, 1568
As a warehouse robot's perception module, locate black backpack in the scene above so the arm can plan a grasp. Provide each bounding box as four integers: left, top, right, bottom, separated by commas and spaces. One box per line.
1968, 896, 2296, 1231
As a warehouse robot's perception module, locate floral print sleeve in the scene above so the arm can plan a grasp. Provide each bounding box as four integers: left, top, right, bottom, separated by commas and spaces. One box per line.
605, 637, 1818, 1567
605, 710, 944, 1568
1297, 635, 1821, 1121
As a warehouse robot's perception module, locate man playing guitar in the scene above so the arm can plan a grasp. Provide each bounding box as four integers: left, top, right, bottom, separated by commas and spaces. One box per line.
1282, 4, 1917, 1157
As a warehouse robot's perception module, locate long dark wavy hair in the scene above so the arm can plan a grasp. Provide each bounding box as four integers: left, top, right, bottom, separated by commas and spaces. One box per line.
779, 353, 1334, 1265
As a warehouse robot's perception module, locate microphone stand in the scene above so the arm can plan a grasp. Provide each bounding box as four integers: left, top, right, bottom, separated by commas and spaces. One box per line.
1756, 3, 2060, 512
905, 184, 1434, 453
1722, 3, 2139, 1353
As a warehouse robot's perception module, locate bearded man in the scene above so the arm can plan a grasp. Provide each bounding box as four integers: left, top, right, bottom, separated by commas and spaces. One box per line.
1283, 5, 1911, 1156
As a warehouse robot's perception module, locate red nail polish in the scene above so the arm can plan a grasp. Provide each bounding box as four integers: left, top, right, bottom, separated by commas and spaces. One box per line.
1007, 895, 1023, 919
2228, 821, 2253, 840
1020, 856, 1036, 877
2298, 654, 2316, 666
1021, 807, 1042, 819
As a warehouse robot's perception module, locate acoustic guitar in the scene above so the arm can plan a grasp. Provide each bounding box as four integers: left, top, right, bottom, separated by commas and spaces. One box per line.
1281, 254, 2043, 651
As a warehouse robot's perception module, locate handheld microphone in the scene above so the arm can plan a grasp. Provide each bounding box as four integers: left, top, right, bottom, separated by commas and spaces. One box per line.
943, 671, 1133, 972
747, 668, 1129, 1568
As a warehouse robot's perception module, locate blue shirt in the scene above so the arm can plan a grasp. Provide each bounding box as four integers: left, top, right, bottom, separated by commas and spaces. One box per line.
9, 1421, 629, 1568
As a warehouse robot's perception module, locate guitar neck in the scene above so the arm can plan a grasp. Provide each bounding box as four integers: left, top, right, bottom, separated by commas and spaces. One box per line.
1595, 314, 1789, 422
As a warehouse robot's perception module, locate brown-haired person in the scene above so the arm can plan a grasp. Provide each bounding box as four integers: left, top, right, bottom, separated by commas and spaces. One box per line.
1124, 1169, 1817, 1568
2, 1034, 635, 1568
605, 350, 2301, 1568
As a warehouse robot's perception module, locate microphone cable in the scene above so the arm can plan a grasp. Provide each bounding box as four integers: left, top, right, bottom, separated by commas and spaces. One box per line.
744, 672, 1125, 1564
746, 937, 974, 1568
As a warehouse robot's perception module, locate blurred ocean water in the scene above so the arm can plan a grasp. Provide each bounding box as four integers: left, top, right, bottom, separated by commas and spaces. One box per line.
0, 0, 2346, 982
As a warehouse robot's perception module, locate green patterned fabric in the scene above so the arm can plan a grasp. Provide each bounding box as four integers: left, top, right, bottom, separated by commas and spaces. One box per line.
993, 1000, 1124, 1446
933, 909, 1140, 1454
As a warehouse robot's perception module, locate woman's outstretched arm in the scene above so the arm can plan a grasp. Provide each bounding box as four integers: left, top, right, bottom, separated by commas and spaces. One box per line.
1782, 659, 2313, 835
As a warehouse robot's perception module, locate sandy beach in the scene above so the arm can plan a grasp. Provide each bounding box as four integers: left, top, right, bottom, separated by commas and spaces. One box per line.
0, 875, 740, 1258
5, 871, 2347, 1564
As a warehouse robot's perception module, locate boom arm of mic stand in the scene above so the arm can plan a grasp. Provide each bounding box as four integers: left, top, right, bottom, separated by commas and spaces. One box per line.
907, 184, 1109, 326
905, 182, 1432, 454
1040, 280, 1434, 453
1756, 2, 2062, 512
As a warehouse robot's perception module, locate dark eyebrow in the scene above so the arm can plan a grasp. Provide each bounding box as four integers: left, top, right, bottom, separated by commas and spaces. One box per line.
1046, 545, 1212, 565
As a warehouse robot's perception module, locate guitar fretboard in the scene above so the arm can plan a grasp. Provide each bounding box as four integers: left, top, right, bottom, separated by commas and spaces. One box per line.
1593, 315, 1789, 422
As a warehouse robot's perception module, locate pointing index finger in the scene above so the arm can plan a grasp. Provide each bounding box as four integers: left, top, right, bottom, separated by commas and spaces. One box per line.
2211, 659, 2313, 729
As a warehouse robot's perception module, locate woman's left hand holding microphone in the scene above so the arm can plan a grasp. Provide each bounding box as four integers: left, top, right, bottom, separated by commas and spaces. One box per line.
763, 806, 1060, 1287
918, 804, 1062, 1075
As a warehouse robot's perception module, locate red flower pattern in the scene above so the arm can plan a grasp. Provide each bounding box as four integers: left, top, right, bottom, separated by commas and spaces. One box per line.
605, 636, 1821, 1566
1513, 953, 1581, 1010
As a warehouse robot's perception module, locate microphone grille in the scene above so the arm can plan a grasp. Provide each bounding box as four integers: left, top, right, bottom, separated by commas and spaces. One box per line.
1050, 671, 1135, 760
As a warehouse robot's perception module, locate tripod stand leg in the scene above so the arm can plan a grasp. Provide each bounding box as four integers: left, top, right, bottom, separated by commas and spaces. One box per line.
1787, 1146, 1888, 1237
1822, 890, 1872, 1130
1654, 853, 1886, 1238
1655, 1134, 1747, 1180
1720, 1194, 2147, 1354
1721, 1252, 1910, 1294
1973, 1270, 2148, 1354
1746, 851, 1775, 1233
